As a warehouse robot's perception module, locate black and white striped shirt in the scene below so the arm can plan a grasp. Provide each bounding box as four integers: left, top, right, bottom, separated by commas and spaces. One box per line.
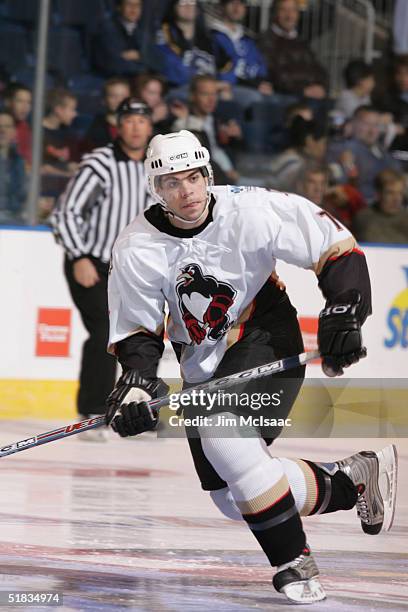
51, 141, 152, 263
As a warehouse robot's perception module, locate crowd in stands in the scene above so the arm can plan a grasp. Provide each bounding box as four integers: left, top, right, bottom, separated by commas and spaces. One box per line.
0, 0, 407, 244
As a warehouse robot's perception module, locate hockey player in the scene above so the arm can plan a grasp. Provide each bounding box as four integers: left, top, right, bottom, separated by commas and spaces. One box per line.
105, 130, 397, 604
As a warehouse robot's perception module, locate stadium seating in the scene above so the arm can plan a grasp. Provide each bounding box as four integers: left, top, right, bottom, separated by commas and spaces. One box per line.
13, 67, 56, 90
0, 23, 29, 74
4, 0, 40, 23
216, 100, 245, 125
47, 27, 86, 79
68, 73, 105, 115
244, 99, 297, 154
54, 0, 106, 27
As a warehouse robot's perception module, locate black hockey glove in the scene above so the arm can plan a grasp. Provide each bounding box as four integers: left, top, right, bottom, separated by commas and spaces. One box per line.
318, 293, 367, 377
105, 370, 169, 437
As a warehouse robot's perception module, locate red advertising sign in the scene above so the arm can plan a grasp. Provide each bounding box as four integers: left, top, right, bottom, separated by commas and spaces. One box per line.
36, 308, 71, 357
299, 316, 320, 362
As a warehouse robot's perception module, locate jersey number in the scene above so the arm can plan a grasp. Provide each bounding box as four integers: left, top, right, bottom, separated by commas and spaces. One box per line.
318, 210, 343, 231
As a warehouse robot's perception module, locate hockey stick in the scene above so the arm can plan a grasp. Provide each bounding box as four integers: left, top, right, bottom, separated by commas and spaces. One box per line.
0, 350, 319, 459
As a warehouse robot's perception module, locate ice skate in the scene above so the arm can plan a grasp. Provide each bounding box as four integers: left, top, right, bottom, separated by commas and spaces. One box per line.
336, 444, 397, 534
273, 545, 326, 604
78, 415, 109, 443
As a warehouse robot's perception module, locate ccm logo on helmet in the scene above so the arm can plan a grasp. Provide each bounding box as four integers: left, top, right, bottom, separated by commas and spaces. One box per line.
169, 152, 188, 161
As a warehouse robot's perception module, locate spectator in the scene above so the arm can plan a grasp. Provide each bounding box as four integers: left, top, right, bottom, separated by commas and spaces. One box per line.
393, 0, 408, 56
322, 185, 367, 230
335, 60, 375, 120
42, 88, 79, 177
0, 111, 26, 224
0, 65, 10, 98
155, 0, 217, 89
376, 55, 408, 129
390, 124, 408, 173
84, 77, 131, 150
134, 73, 172, 132
353, 169, 408, 243
295, 162, 367, 230
328, 105, 401, 205
285, 102, 314, 125
172, 74, 241, 182
269, 117, 327, 191
258, 0, 328, 99
92, 0, 157, 77
4, 83, 32, 165
211, 0, 272, 104
51, 99, 154, 441
295, 163, 328, 206
275, 101, 314, 151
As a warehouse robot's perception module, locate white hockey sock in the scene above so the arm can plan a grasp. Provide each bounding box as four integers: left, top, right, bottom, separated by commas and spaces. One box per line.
278, 458, 308, 514
278, 457, 331, 516
199, 414, 290, 516
210, 458, 316, 519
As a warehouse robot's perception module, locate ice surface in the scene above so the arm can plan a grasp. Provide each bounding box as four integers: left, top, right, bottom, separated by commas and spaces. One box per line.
0, 421, 406, 611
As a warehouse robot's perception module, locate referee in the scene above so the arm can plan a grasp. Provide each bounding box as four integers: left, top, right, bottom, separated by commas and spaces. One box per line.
51, 98, 153, 441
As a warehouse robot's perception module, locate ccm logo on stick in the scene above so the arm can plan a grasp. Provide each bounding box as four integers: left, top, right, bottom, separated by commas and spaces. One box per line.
1, 437, 36, 453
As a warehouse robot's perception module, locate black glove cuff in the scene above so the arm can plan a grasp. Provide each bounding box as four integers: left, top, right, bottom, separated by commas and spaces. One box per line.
110, 370, 168, 404
106, 370, 169, 425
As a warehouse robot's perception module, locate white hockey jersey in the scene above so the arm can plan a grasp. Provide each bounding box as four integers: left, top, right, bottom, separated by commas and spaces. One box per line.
108, 186, 355, 382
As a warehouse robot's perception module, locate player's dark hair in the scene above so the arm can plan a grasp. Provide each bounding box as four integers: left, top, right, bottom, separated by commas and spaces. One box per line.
156, 166, 208, 188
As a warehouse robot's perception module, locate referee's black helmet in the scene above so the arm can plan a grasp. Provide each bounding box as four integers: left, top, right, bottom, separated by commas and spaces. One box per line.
117, 97, 152, 122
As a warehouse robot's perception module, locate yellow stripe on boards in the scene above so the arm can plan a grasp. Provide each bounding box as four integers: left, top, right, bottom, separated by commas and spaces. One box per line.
0, 380, 78, 419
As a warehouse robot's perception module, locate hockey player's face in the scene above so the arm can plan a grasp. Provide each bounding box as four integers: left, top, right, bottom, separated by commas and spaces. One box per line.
119, 114, 153, 150
158, 169, 208, 225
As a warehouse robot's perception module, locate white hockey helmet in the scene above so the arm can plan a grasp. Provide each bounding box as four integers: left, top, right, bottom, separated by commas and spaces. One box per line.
144, 130, 214, 208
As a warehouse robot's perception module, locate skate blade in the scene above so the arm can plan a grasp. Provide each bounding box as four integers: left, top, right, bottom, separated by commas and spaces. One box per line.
78, 429, 109, 443
281, 578, 326, 604
376, 444, 398, 531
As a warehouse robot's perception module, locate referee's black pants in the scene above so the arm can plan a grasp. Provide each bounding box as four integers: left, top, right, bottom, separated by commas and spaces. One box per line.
64, 256, 116, 417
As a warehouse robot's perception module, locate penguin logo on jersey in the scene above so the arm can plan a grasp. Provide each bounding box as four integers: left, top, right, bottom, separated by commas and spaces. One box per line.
176, 263, 236, 345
